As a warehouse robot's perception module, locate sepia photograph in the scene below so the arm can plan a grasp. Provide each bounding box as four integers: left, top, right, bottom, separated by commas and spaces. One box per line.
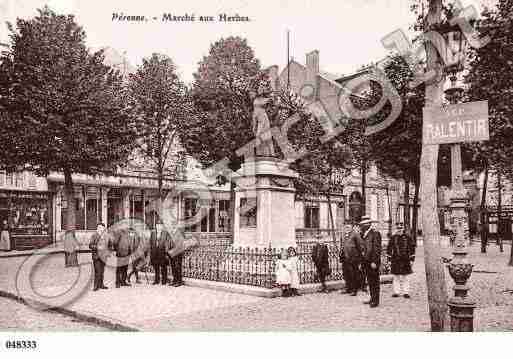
0, 0, 512, 355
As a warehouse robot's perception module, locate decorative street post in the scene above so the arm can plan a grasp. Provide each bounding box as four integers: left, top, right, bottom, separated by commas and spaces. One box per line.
442, 23, 476, 332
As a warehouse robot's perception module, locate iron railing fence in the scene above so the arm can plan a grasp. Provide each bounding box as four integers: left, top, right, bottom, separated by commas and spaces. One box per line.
177, 242, 390, 288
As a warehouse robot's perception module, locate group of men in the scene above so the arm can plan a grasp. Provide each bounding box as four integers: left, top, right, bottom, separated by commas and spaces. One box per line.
88, 220, 184, 291
340, 215, 416, 308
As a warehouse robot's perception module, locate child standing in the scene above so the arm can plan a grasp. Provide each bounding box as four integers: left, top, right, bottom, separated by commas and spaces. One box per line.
276, 249, 292, 297
286, 246, 301, 296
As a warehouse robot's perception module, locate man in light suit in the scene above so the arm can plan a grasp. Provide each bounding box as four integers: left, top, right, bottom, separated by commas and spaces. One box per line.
360, 215, 382, 308
150, 220, 171, 285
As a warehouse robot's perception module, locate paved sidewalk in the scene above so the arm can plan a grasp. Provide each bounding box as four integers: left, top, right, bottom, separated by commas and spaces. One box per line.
1, 244, 513, 331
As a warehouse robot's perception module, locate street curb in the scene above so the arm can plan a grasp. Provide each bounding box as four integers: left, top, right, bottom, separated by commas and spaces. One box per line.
180, 274, 393, 297
0, 288, 140, 332
0, 249, 91, 259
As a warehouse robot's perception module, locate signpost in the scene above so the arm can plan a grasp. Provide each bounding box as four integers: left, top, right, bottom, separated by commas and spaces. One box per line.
422, 99, 489, 332
423, 100, 489, 145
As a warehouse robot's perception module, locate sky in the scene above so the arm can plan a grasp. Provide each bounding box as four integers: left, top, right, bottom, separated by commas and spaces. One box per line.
0, 0, 497, 84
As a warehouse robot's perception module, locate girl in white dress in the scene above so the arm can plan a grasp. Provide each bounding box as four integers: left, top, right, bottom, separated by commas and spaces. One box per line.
276, 249, 291, 297
0, 220, 10, 251
286, 247, 301, 296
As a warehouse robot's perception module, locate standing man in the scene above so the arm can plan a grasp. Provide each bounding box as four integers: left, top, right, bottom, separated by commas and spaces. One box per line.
114, 227, 132, 288
342, 224, 364, 296
89, 223, 109, 291
360, 215, 382, 308
312, 241, 331, 293
169, 233, 184, 287
150, 219, 171, 285
387, 223, 416, 298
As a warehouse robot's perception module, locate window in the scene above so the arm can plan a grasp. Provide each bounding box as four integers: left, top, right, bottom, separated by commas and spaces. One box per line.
240, 197, 257, 228
370, 194, 378, 221
383, 194, 390, 222
6, 173, 13, 187
85, 186, 101, 230
15, 172, 24, 188
304, 203, 320, 229
61, 186, 85, 230
0, 171, 4, 187
182, 197, 198, 232
218, 200, 231, 232
28, 173, 37, 188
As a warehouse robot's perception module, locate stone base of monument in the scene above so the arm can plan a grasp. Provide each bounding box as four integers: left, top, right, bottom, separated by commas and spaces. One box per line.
232, 157, 298, 249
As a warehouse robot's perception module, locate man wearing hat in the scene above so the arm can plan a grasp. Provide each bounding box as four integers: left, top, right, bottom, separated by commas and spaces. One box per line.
341, 223, 364, 296
150, 219, 171, 285
387, 223, 416, 298
359, 215, 382, 308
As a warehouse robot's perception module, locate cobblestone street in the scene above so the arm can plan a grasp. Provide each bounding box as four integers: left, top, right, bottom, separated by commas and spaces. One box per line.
1, 242, 513, 331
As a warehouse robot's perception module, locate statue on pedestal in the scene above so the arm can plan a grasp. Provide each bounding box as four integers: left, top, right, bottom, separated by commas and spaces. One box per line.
251, 84, 276, 158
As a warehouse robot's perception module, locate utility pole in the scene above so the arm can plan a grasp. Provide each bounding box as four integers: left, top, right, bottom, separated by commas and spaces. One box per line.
419, 0, 449, 331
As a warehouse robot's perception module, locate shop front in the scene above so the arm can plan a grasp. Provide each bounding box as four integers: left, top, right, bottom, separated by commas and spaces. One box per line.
0, 190, 53, 250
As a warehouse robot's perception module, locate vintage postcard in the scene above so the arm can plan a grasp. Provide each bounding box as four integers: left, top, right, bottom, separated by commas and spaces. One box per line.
0, 0, 511, 355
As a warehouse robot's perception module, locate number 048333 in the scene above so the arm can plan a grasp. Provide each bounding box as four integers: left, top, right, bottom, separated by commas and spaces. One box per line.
4, 339, 37, 350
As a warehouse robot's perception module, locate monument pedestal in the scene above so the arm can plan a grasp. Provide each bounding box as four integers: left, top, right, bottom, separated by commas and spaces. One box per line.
232, 157, 298, 249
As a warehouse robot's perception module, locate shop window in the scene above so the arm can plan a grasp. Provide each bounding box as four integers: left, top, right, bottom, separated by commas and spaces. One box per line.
0, 171, 4, 187
15, 172, 24, 188
145, 198, 158, 230
6, 173, 13, 187
240, 197, 257, 228
129, 191, 144, 223
218, 200, 231, 232
9, 193, 50, 235
304, 203, 320, 229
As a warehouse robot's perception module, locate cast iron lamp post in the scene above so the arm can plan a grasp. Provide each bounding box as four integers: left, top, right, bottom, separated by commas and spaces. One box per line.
442, 23, 476, 332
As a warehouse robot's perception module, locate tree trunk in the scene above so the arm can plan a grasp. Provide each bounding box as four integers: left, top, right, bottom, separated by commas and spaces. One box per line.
480, 164, 489, 253
509, 225, 513, 265
326, 192, 337, 245
157, 170, 164, 224
361, 160, 367, 217
64, 168, 76, 232
412, 178, 420, 244
386, 184, 392, 235
230, 181, 236, 244
497, 171, 503, 252
63, 168, 78, 267
420, 0, 449, 332
404, 179, 411, 229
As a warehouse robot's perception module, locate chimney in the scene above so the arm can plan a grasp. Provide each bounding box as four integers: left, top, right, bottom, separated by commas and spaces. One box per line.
306, 50, 320, 100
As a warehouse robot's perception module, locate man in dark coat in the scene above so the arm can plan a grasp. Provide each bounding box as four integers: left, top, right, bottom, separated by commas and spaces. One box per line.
360, 215, 382, 308
341, 225, 365, 296
89, 223, 109, 291
387, 223, 416, 298
114, 227, 133, 288
150, 221, 171, 285
312, 242, 331, 293
127, 227, 145, 284
169, 233, 184, 287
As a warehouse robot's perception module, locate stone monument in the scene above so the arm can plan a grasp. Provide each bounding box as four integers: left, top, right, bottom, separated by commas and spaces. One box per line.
232, 70, 298, 248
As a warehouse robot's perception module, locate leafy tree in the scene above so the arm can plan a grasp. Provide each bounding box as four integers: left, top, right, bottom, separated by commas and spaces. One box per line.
0, 7, 136, 233
465, 0, 513, 263
182, 37, 260, 173
128, 53, 189, 211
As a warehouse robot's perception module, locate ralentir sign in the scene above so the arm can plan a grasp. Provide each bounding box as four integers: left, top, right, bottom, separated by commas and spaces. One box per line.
423, 100, 489, 145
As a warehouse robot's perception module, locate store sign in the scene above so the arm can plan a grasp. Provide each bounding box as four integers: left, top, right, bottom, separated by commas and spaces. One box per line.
423, 101, 489, 145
